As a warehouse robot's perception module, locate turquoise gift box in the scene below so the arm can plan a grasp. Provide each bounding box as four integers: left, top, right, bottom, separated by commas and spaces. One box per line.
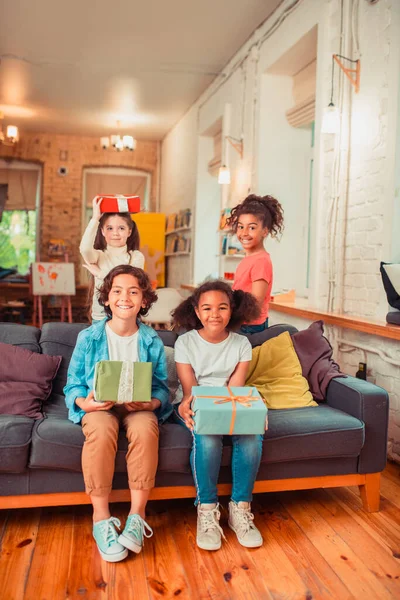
192, 386, 268, 435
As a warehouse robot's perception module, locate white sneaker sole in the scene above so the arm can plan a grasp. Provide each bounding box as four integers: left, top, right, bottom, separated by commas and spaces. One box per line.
118, 533, 143, 554
98, 547, 128, 562
196, 537, 221, 551
228, 522, 263, 548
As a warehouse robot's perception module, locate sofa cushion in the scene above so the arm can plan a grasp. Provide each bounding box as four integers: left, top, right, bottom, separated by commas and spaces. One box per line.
0, 414, 35, 473
0, 342, 62, 418
243, 323, 298, 347
0, 322, 41, 352
261, 404, 364, 463
246, 331, 317, 409
292, 320, 345, 400
29, 417, 193, 474
40, 322, 89, 412
30, 404, 363, 474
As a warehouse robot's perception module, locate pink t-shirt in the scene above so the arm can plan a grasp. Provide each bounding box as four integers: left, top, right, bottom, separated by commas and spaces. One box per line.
232, 252, 273, 324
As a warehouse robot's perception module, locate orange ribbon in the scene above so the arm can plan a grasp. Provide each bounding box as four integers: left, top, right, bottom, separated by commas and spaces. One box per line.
195, 387, 256, 435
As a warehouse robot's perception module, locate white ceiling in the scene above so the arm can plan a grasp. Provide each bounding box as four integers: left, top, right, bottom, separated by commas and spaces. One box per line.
0, 0, 281, 140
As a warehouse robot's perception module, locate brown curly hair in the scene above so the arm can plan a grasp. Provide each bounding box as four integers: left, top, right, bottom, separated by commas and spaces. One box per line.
171, 279, 260, 331
98, 265, 157, 319
227, 194, 284, 238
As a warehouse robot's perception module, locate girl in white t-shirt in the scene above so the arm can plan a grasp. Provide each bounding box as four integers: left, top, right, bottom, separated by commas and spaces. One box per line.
172, 280, 264, 551
81, 196, 145, 322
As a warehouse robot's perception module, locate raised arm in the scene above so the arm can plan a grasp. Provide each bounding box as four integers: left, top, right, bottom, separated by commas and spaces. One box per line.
80, 197, 103, 265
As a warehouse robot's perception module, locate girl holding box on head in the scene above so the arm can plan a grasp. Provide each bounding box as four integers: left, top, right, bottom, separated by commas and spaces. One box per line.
172, 280, 265, 551
64, 265, 171, 563
81, 196, 145, 322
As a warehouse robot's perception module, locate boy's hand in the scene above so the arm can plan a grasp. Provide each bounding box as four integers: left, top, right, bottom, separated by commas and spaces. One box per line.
92, 196, 103, 221
76, 391, 113, 412
178, 396, 194, 430
125, 399, 161, 412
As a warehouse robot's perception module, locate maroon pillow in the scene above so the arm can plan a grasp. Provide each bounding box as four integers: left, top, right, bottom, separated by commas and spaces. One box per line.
291, 320, 345, 401
0, 342, 62, 418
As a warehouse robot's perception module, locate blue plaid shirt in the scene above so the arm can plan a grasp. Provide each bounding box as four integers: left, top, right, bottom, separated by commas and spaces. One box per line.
63, 319, 171, 425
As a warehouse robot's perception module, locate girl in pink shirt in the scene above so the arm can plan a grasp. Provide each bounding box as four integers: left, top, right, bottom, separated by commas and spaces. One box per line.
227, 194, 284, 334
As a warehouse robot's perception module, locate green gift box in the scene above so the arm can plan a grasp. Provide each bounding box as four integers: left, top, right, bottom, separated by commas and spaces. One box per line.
94, 361, 152, 403
192, 386, 267, 435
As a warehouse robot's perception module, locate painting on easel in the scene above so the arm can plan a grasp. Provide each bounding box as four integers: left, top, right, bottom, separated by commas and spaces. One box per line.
32, 262, 75, 296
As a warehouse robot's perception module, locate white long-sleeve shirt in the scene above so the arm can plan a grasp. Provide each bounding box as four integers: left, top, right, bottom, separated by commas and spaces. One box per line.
80, 218, 145, 321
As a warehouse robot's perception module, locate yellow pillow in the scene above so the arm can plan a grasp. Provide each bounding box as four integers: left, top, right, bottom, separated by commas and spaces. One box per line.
245, 331, 317, 409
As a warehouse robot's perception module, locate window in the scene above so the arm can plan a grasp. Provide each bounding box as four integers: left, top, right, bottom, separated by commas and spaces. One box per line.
0, 210, 36, 274
0, 163, 40, 274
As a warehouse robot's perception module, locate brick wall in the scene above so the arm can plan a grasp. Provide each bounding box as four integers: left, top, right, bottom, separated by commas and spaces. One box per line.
0, 132, 159, 283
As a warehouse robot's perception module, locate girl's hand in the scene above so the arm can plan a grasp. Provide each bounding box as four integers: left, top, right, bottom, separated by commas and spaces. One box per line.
76, 391, 114, 412
125, 399, 161, 412
178, 396, 194, 430
92, 196, 103, 221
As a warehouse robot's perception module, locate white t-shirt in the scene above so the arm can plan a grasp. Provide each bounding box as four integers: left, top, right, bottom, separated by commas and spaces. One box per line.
174, 330, 252, 396
106, 323, 139, 362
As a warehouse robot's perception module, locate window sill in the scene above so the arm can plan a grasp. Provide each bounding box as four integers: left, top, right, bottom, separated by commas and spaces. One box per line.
269, 300, 400, 341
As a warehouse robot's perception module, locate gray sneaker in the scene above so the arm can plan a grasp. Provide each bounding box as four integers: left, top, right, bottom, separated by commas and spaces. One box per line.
228, 501, 263, 548
197, 503, 225, 551
118, 514, 153, 554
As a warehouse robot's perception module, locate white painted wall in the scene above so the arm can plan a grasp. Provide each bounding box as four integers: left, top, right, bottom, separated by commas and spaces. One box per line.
160, 0, 400, 461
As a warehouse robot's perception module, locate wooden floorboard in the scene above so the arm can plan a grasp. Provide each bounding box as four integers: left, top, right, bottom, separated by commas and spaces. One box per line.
1, 465, 400, 599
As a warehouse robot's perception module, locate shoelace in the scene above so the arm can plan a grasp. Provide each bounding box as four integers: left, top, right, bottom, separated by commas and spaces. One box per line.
233, 506, 256, 536
99, 517, 121, 547
126, 515, 154, 540
198, 505, 226, 539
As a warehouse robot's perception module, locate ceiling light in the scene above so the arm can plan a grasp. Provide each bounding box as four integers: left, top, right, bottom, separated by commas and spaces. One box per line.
101, 122, 136, 151
0, 112, 19, 146
218, 165, 231, 185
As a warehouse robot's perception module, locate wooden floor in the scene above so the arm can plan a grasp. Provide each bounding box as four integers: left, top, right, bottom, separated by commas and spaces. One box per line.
1, 464, 400, 600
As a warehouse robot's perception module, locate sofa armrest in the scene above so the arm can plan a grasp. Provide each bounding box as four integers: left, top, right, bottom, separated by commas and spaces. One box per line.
326, 376, 389, 474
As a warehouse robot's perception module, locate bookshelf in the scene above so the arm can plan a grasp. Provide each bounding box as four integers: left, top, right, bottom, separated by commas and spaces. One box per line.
165, 209, 192, 257
217, 208, 244, 279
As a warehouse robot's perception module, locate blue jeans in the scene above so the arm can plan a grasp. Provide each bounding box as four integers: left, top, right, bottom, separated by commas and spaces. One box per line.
173, 408, 263, 505
240, 318, 269, 334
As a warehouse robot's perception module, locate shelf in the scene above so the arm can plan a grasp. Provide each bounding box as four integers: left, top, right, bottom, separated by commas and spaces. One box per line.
218, 253, 244, 259
165, 227, 192, 235
165, 251, 191, 257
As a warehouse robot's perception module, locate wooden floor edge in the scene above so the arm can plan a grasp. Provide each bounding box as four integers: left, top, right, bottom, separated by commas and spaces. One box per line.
0, 473, 373, 510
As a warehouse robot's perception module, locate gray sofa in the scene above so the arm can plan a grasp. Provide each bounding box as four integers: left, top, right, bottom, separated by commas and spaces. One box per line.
0, 321, 389, 512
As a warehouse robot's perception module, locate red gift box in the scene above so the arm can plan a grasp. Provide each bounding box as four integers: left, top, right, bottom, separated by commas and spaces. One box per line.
98, 195, 141, 214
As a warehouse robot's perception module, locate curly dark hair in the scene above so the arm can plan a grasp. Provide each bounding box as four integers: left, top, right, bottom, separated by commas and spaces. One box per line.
98, 265, 157, 319
94, 212, 140, 252
171, 279, 260, 331
226, 194, 284, 239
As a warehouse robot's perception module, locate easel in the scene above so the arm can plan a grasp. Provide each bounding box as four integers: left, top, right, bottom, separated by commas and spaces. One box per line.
31, 255, 75, 328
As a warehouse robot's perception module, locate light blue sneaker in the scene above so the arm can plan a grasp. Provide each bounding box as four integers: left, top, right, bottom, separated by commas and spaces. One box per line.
118, 514, 153, 553
93, 517, 128, 562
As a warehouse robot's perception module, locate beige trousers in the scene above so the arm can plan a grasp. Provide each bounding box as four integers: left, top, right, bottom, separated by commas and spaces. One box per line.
81, 407, 159, 496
